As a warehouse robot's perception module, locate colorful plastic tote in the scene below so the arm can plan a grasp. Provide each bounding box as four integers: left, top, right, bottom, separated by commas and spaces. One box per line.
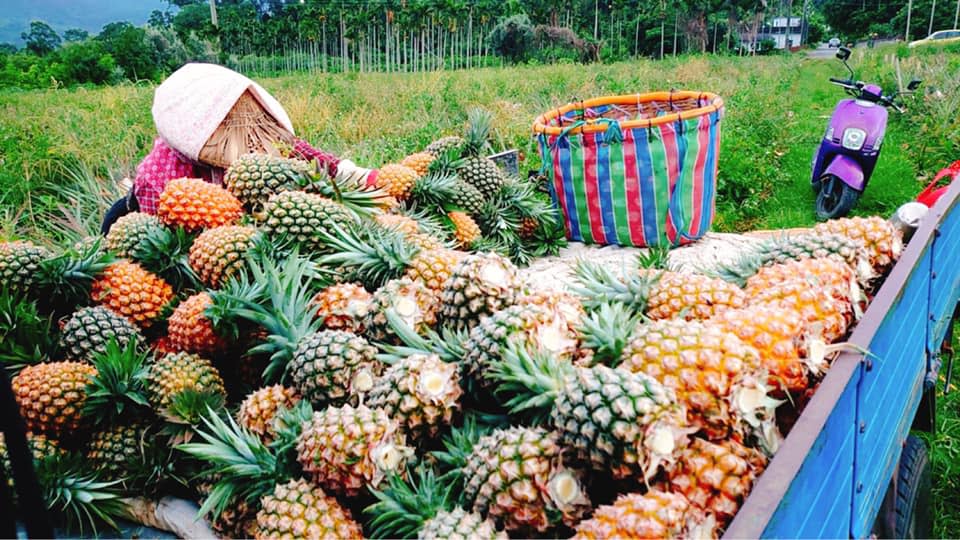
533, 92, 724, 247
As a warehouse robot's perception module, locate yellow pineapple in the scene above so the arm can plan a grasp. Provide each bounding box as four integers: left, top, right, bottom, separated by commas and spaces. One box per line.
400, 151, 436, 177
375, 213, 421, 236
572, 490, 714, 540
168, 292, 226, 354
311, 283, 372, 332
644, 270, 747, 321
189, 225, 259, 288
144, 352, 226, 409
237, 385, 301, 444
447, 211, 481, 248
814, 216, 902, 274
255, 479, 363, 540
364, 277, 441, 343
376, 163, 420, 201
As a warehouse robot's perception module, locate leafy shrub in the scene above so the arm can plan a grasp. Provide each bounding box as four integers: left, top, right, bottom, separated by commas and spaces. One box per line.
488, 15, 535, 64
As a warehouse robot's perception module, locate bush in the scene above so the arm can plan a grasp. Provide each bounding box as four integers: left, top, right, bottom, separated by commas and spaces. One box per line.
58, 41, 118, 85
488, 14, 535, 64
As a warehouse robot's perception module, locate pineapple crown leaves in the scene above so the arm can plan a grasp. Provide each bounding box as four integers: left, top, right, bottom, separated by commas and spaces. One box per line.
0, 289, 57, 373
364, 465, 453, 539
571, 258, 658, 314
462, 107, 494, 157
317, 221, 420, 291
131, 226, 201, 291
268, 399, 313, 473
308, 168, 388, 220
83, 338, 152, 424
177, 406, 283, 521
427, 147, 467, 176
485, 341, 569, 425
431, 413, 502, 488
35, 238, 115, 311
34, 451, 127, 535
393, 207, 456, 247
578, 302, 641, 367
637, 244, 672, 270
159, 389, 227, 446
376, 308, 465, 365
407, 172, 460, 211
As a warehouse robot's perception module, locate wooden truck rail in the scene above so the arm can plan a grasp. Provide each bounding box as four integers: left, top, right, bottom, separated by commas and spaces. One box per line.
726, 177, 960, 538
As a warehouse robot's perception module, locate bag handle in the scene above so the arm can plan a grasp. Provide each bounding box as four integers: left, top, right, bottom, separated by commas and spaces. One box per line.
918, 159, 960, 200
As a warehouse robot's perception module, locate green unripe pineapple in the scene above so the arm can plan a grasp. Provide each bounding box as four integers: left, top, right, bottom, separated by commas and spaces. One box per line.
425, 135, 465, 158
144, 352, 226, 409
262, 190, 356, 247
0, 241, 51, 293
85, 422, 149, 479
288, 330, 381, 405
225, 153, 312, 211
439, 252, 522, 332
105, 212, 164, 258
59, 306, 142, 363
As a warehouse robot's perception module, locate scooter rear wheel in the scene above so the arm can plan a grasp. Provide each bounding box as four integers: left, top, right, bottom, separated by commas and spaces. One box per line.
816, 174, 860, 220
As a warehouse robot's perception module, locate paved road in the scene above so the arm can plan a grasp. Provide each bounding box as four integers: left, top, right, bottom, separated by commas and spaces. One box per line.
808, 44, 839, 58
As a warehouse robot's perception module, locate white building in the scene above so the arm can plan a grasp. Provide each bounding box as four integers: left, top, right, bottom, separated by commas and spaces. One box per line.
759, 16, 804, 49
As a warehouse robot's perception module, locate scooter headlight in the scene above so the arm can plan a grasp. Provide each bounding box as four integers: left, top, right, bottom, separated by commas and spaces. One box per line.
841, 128, 867, 150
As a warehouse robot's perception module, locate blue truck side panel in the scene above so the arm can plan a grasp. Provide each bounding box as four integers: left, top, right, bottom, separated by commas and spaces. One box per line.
851, 250, 932, 538
760, 371, 859, 538
928, 196, 960, 352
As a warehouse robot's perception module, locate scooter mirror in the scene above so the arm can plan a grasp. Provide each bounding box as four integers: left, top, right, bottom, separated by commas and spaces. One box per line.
907, 78, 922, 91
836, 47, 851, 60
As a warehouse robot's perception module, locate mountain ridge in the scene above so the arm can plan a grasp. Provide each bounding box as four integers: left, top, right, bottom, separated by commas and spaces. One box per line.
1, 0, 168, 46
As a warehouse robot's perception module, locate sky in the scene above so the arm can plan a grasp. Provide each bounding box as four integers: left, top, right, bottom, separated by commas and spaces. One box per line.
1, 0, 168, 45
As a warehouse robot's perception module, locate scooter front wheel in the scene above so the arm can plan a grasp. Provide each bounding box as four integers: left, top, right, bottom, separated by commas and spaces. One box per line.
816, 174, 861, 220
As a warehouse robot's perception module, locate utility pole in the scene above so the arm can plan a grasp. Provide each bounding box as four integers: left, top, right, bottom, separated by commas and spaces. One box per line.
929, 0, 938, 35
906, 0, 913, 41
209, 0, 218, 27
594, 0, 599, 40
955, 0, 959, 29
673, 7, 678, 55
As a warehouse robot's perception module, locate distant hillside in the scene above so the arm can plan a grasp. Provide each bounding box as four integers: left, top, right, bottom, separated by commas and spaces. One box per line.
0, 0, 168, 46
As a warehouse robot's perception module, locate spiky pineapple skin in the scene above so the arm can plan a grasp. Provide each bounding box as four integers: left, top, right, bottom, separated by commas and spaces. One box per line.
237, 385, 301, 444
438, 252, 522, 331
401, 152, 436, 177
105, 212, 164, 258
85, 422, 148, 479
168, 292, 225, 354
12, 361, 96, 439
312, 283, 372, 333
189, 225, 258, 288
364, 277, 440, 343
448, 211, 481, 248
461, 426, 590, 534
144, 352, 226, 409
255, 478, 363, 540
225, 153, 311, 210
457, 157, 503, 198
90, 261, 174, 328
296, 404, 411, 497
405, 248, 465, 291
571, 490, 710, 540
622, 319, 763, 439
288, 330, 381, 405
375, 213, 421, 236
365, 353, 462, 441
450, 180, 487, 215
425, 136, 465, 157
0, 241, 51, 293
713, 304, 808, 393
157, 177, 243, 232
59, 305, 142, 363
645, 270, 747, 321
377, 163, 420, 200
0, 432, 66, 494
814, 216, 902, 274
262, 191, 355, 246
419, 507, 506, 540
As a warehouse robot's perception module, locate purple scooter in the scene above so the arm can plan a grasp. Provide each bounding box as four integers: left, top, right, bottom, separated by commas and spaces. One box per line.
811, 46, 921, 219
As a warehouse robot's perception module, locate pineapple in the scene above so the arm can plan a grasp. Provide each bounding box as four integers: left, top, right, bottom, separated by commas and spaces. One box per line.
408, 171, 487, 216
23, 451, 127, 532
664, 437, 768, 530
318, 220, 465, 291
167, 292, 225, 354
377, 163, 420, 201
157, 177, 244, 232
518, 217, 539, 239
401, 151, 436, 176
90, 260, 174, 328
256, 479, 363, 540
438, 252, 522, 331
104, 212, 164, 258
12, 361, 96, 439
364, 353, 462, 441
189, 225, 259, 288
237, 385, 301, 444
364, 277, 440, 343
288, 329, 382, 405
128, 225, 202, 291
59, 305, 142, 363
455, 426, 590, 534
144, 352, 226, 409
489, 344, 690, 482
622, 319, 778, 442
448, 211, 481, 248
425, 135, 465, 157
516, 288, 586, 328
375, 213, 422, 236
83, 339, 152, 426
457, 109, 503, 197
311, 282, 372, 332
572, 490, 714, 540
0, 432, 66, 494
462, 303, 579, 392
814, 216, 903, 274
365, 465, 505, 540
224, 153, 312, 211
85, 422, 150, 479
0, 240, 51, 293
296, 403, 412, 497
261, 190, 356, 247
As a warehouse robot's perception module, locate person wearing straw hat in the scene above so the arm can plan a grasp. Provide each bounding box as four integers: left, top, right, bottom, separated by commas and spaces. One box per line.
102, 62, 374, 233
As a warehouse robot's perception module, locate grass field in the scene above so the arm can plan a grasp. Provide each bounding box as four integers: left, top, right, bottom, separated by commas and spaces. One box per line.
1, 45, 959, 535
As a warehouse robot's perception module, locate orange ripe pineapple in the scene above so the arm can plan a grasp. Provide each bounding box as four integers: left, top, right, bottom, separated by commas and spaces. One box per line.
312, 283, 373, 332
376, 164, 419, 201
168, 292, 225, 354
448, 211, 481, 248
12, 361, 96, 439
157, 178, 244, 232
91, 261, 174, 328
400, 152, 436, 177
814, 216, 902, 274
572, 490, 714, 540
665, 437, 768, 530
645, 270, 747, 321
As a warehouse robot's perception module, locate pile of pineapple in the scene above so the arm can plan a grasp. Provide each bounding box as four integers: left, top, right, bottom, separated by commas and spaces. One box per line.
0, 104, 906, 538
